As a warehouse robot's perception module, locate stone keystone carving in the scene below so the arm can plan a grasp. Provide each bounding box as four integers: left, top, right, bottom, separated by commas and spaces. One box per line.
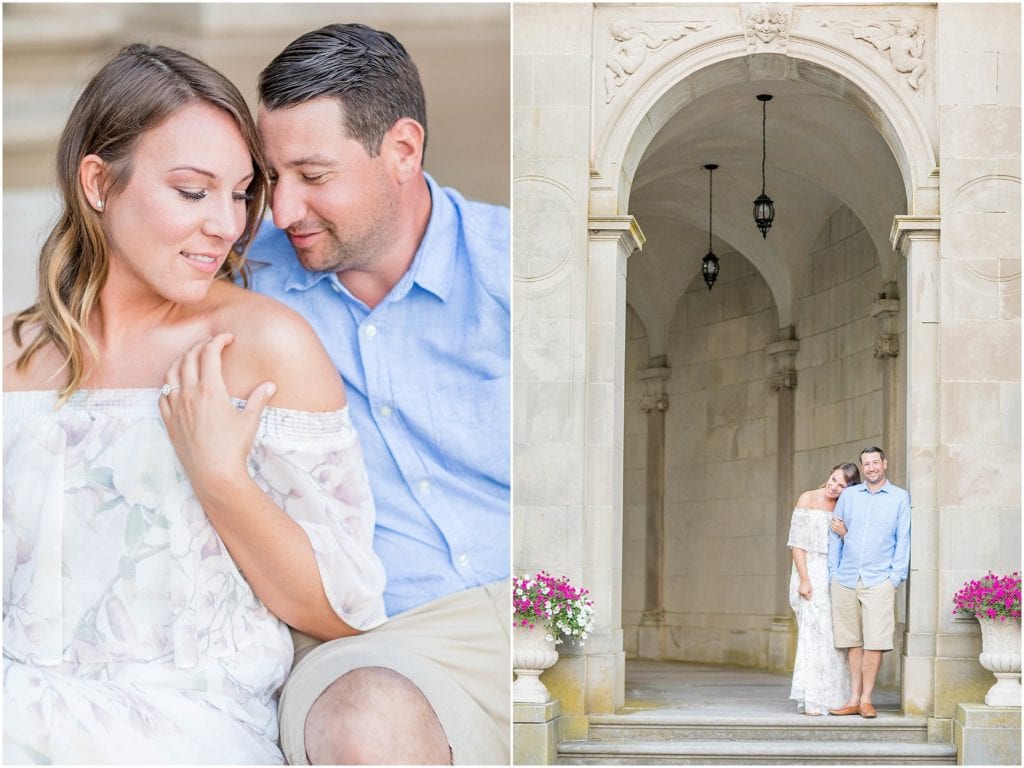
745, 5, 790, 52
769, 369, 797, 391
604, 20, 712, 104
873, 334, 900, 359
640, 395, 669, 413
819, 19, 926, 90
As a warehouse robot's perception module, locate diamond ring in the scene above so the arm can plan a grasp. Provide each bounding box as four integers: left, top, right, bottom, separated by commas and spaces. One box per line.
160, 384, 182, 397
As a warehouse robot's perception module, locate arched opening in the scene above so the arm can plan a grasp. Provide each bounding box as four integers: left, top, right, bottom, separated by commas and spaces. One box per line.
619, 52, 911, 694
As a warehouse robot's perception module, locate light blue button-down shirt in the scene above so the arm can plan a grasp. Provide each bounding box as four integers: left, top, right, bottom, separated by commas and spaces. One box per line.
247, 173, 510, 617
828, 480, 911, 589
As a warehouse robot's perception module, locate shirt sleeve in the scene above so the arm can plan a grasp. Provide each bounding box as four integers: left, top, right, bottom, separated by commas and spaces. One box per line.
890, 490, 912, 587
828, 492, 846, 579
249, 407, 387, 631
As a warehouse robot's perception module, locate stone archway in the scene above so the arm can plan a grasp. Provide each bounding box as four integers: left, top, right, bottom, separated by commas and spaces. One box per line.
584, 4, 939, 721
515, 7, 1019, 756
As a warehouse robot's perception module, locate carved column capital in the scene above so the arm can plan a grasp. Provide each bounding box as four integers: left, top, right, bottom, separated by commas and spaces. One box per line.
873, 333, 900, 359
637, 359, 672, 398
870, 285, 901, 358
640, 395, 669, 413
766, 329, 799, 391
769, 369, 798, 390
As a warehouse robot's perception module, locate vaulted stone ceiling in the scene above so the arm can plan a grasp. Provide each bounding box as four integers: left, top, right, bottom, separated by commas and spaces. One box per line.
626, 74, 906, 353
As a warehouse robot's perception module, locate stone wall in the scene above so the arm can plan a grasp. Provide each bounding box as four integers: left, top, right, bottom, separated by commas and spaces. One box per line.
622, 307, 650, 655
927, 1, 1022, 719
794, 205, 885, 489
623, 255, 780, 666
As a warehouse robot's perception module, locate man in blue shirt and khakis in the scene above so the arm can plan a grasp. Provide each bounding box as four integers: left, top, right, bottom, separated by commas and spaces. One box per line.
220, 23, 508, 765
827, 446, 911, 719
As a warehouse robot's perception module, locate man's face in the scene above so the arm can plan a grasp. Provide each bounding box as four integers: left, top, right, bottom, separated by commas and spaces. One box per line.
257, 97, 399, 274
861, 452, 887, 486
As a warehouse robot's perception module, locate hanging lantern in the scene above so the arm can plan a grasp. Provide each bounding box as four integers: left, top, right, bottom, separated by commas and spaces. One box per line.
753, 94, 775, 239
702, 163, 719, 290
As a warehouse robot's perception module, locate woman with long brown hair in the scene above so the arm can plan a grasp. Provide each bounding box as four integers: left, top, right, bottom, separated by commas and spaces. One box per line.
787, 462, 860, 716
3, 44, 385, 763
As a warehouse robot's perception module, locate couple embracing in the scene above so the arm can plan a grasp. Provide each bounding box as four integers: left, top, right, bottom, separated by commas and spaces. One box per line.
4, 21, 508, 766
787, 447, 912, 718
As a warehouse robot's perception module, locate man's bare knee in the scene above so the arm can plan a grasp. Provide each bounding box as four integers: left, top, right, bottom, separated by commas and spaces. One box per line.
303, 667, 451, 765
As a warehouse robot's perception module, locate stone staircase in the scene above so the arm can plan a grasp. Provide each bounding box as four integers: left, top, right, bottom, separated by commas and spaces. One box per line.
557, 711, 957, 764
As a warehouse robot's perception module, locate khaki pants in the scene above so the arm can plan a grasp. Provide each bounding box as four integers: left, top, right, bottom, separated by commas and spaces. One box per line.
830, 579, 896, 651
278, 579, 510, 765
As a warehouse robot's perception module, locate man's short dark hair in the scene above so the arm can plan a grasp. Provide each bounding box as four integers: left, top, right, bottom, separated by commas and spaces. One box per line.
258, 23, 427, 158
861, 446, 886, 461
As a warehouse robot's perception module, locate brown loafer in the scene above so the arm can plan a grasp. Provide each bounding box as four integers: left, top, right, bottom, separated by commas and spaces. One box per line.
859, 702, 877, 718
828, 704, 860, 716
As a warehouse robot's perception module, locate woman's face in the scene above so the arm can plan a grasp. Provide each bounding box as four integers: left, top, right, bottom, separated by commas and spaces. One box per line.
100, 101, 254, 305
824, 469, 848, 500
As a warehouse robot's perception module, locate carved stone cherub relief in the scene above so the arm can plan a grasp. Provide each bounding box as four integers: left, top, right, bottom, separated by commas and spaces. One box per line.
604, 20, 711, 103
820, 18, 927, 90
745, 5, 790, 52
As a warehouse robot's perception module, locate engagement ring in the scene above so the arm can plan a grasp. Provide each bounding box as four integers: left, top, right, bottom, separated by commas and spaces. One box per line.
161, 384, 181, 397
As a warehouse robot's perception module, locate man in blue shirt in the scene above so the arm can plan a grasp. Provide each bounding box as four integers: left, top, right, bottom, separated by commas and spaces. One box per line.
243, 23, 508, 765
827, 446, 910, 719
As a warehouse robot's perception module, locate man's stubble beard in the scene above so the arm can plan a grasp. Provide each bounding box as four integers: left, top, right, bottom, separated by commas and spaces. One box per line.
295, 171, 401, 276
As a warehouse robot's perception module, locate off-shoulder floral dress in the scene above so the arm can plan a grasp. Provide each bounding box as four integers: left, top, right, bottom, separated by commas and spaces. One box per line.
787, 507, 851, 715
3, 389, 387, 764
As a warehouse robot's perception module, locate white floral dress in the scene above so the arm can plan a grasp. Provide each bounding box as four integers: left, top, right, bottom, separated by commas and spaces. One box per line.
3, 389, 387, 764
787, 507, 851, 714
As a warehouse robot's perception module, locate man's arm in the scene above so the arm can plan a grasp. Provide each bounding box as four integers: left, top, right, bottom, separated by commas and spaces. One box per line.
890, 491, 912, 587
827, 492, 846, 579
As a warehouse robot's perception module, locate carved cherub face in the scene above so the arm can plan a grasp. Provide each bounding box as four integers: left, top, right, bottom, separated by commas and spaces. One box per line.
750, 9, 783, 43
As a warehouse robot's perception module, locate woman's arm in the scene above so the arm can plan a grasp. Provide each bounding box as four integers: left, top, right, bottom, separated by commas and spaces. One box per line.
792, 547, 812, 600
160, 317, 378, 641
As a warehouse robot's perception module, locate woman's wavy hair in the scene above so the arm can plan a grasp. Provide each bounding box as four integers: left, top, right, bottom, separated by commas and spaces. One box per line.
12, 43, 268, 403
827, 462, 862, 488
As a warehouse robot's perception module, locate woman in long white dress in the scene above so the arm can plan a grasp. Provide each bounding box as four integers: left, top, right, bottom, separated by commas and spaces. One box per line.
787, 463, 861, 716
3, 44, 386, 763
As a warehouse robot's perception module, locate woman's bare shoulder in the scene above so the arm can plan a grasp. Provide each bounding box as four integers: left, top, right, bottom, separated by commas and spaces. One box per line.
211, 282, 345, 411
795, 488, 830, 511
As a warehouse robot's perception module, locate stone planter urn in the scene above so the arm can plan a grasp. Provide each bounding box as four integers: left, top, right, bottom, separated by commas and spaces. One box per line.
512, 625, 558, 703
977, 616, 1022, 707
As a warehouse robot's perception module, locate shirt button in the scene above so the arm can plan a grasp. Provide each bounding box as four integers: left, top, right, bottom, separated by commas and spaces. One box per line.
379, 404, 392, 419
364, 324, 377, 338
418, 480, 431, 494
457, 554, 470, 568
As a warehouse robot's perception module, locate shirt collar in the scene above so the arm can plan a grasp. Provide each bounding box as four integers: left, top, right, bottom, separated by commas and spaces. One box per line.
395, 172, 456, 304
857, 480, 892, 494
278, 172, 456, 304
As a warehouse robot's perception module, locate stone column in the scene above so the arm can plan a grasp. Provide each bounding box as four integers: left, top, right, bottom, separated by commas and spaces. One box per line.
891, 215, 941, 718
766, 329, 799, 670
871, 289, 908, 686
571, 215, 644, 718
636, 363, 671, 660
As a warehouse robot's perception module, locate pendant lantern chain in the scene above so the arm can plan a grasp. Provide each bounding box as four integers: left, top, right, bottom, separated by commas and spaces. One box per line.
761, 97, 767, 195
708, 164, 713, 252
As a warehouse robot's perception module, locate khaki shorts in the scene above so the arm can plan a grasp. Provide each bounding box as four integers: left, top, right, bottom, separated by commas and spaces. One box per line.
278, 579, 510, 765
831, 579, 896, 651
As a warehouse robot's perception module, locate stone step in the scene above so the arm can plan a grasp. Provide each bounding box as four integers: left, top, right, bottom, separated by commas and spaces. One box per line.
587, 712, 930, 742
557, 738, 958, 765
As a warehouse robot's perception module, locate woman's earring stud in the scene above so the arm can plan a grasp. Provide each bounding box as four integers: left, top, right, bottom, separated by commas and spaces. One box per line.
96, 200, 104, 211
